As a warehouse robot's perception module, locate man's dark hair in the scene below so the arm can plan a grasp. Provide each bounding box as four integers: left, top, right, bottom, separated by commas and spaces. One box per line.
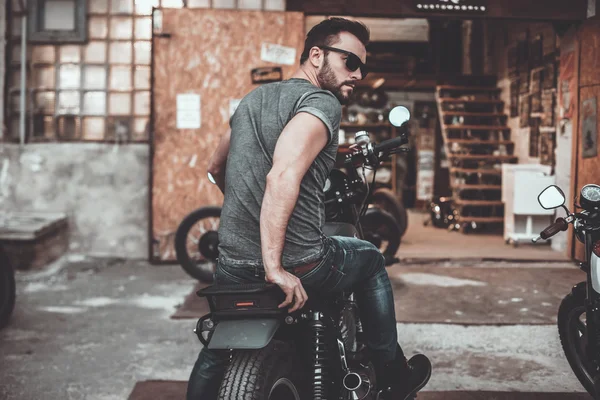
300, 17, 370, 65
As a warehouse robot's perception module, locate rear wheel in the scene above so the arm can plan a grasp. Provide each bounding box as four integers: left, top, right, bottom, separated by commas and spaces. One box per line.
558, 282, 597, 397
0, 248, 16, 330
174, 206, 221, 283
218, 341, 303, 400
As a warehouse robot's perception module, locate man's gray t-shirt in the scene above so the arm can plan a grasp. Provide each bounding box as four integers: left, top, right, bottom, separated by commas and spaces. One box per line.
217, 78, 341, 269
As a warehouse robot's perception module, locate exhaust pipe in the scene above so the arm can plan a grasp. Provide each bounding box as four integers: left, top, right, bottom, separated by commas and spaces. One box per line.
342, 371, 371, 400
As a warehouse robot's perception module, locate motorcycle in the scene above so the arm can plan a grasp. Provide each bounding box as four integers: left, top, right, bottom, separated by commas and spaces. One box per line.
193, 107, 414, 400
175, 112, 410, 282
0, 245, 16, 330
533, 184, 600, 399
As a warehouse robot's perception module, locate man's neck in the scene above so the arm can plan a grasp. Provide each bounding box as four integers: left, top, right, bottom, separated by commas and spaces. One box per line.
290, 67, 321, 88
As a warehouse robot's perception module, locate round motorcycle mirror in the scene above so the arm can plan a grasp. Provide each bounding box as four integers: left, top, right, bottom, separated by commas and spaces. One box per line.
388, 106, 410, 127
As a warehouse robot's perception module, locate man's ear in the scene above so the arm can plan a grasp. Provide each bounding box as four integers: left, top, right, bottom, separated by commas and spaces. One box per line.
308, 46, 324, 68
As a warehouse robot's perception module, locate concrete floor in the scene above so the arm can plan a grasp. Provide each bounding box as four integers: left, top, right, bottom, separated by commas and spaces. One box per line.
0, 255, 588, 399
398, 211, 569, 262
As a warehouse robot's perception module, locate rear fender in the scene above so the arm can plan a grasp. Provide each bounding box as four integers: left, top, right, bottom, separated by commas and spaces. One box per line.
208, 318, 281, 350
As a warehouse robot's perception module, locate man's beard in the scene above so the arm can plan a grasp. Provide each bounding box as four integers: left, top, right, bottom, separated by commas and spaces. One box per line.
317, 56, 349, 105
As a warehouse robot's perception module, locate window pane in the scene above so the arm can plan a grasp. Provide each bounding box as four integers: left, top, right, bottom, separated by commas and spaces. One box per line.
10, 93, 22, 113
57, 91, 80, 114
35, 91, 56, 114
134, 41, 151, 64
90, 17, 109, 39
33, 66, 56, 88
11, 45, 31, 65
43, 0, 76, 31
59, 65, 81, 89
134, 66, 150, 89
213, 0, 236, 8
109, 42, 132, 63
9, 69, 22, 90
110, 17, 133, 39
83, 117, 106, 140
109, 93, 131, 115
188, 0, 211, 7
135, 0, 158, 15
162, 0, 184, 7
111, 0, 133, 13
133, 117, 149, 140
85, 41, 107, 63
238, 0, 262, 9
12, 17, 22, 37
135, 18, 152, 40
60, 46, 81, 63
265, 0, 285, 10
32, 46, 56, 64
84, 66, 107, 90
90, 0, 109, 13
110, 66, 132, 90
134, 91, 150, 115
83, 92, 107, 115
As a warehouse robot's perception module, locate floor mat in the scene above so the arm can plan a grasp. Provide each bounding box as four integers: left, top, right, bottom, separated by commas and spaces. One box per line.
171, 266, 584, 325
128, 381, 590, 400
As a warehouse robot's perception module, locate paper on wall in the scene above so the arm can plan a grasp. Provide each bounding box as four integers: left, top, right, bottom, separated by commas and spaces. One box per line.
229, 99, 242, 118
261, 43, 296, 66
177, 94, 201, 129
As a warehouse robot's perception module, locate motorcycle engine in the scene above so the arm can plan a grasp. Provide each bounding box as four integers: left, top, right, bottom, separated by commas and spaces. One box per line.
324, 169, 350, 220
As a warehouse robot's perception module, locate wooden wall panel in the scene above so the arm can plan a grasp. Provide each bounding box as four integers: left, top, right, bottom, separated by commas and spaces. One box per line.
579, 21, 600, 87
151, 9, 305, 261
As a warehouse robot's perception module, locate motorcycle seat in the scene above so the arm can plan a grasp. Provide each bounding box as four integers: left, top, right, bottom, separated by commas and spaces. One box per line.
322, 222, 359, 238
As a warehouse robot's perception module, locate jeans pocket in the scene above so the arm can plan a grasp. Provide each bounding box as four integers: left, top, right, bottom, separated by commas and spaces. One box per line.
320, 265, 347, 292
215, 265, 246, 284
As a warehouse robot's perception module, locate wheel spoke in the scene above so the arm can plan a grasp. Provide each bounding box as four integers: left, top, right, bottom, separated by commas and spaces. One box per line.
577, 316, 587, 335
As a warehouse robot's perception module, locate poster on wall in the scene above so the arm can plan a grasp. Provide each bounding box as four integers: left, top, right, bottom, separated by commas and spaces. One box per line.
581, 97, 598, 158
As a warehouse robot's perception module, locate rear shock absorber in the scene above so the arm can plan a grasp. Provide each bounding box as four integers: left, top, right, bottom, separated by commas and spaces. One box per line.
309, 312, 329, 400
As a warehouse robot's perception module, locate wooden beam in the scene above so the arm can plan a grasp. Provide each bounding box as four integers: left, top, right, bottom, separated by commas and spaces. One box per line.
287, 0, 587, 21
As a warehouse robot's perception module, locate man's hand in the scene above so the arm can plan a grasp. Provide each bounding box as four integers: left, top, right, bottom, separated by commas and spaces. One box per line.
265, 268, 308, 313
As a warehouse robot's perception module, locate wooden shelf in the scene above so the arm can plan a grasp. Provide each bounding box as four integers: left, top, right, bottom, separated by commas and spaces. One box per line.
444, 124, 510, 131
437, 85, 501, 92
448, 154, 517, 161
455, 199, 503, 206
442, 111, 506, 117
458, 216, 504, 223
440, 98, 504, 105
446, 139, 514, 145
450, 168, 502, 175
454, 184, 502, 190
340, 123, 390, 129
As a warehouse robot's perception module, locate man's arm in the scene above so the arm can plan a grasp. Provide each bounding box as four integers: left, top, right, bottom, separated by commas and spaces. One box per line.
207, 128, 232, 193
261, 112, 330, 312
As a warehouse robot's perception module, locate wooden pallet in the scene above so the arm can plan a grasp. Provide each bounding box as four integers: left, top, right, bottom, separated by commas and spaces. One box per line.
436, 84, 517, 232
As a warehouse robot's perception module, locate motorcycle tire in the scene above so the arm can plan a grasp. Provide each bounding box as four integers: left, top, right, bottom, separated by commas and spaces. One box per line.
174, 206, 221, 283
360, 207, 401, 266
0, 248, 16, 330
558, 281, 596, 398
370, 188, 408, 238
218, 340, 303, 400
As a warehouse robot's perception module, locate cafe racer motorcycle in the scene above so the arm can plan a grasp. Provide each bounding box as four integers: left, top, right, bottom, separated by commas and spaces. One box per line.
533, 184, 600, 399
193, 107, 413, 400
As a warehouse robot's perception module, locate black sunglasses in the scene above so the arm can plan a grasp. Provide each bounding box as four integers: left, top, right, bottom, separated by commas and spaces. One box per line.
319, 46, 369, 79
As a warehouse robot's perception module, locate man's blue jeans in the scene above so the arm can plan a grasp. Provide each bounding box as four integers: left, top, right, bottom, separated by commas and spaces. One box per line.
186, 236, 399, 400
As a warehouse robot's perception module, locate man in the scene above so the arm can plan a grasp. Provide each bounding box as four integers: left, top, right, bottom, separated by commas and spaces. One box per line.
187, 17, 432, 400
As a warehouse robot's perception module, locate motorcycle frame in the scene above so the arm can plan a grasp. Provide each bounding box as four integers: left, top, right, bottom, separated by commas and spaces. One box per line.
583, 228, 600, 370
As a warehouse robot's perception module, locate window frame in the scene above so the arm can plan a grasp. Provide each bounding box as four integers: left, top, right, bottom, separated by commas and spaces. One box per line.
28, 0, 88, 44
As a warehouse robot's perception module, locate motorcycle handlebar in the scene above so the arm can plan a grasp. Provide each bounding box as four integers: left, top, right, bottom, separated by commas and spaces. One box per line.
373, 134, 408, 154
540, 217, 569, 240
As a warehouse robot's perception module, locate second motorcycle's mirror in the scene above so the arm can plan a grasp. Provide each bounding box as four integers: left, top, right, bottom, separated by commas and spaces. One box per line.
538, 185, 566, 210
388, 106, 410, 127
